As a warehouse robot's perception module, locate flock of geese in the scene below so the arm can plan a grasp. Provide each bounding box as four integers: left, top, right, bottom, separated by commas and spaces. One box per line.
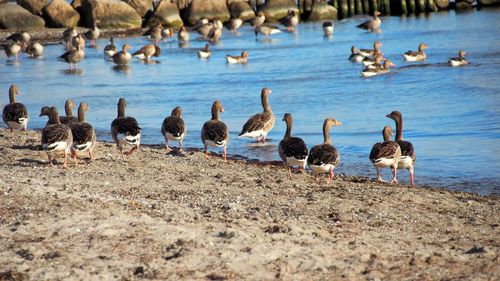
1, 12, 471, 186
2, 84, 415, 187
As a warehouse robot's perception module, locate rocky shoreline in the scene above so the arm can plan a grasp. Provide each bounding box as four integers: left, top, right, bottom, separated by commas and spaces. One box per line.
0, 128, 498, 279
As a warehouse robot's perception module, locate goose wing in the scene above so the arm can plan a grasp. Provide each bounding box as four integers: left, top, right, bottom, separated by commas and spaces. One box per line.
307, 144, 340, 166
70, 122, 95, 145
111, 117, 141, 135
202, 120, 228, 144
239, 112, 274, 135
162, 116, 185, 138
279, 137, 308, 160
3, 103, 28, 122
369, 141, 400, 162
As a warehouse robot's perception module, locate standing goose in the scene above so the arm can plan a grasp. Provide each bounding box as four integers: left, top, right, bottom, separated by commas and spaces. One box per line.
357, 11, 382, 31
386, 111, 416, 187
112, 44, 132, 66
323, 21, 334, 37
208, 25, 223, 43
143, 23, 163, 43
25, 41, 43, 58
255, 24, 281, 40
251, 11, 266, 28
62, 27, 78, 50
448, 50, 468, 67
84, 22, 100, 47
227, 18, 243, 33
197, 44, 212, 59
3, 42, 22, 61
225, 51, 248, 64
59, 43, 85, 70
359, 41, 383, 57
132, 44, 161, 61
361, 60, 396, 77
238, 88, 275, 142
111, 98, 141, 156
178, 26, 190, 42
161, 106, 186, 151
349, 46, 364, 63
103, 37, 118, 58
278, 113, 308, 178
72, 33, 86, 50
40, 107, 73, 169
6, 31, 31, 47
369, 126, 401, 184
201, 100, 229, 161
307, 118, 342, 182
2, 84, 29, 132
280, 10, 299, 32
403, 43, 428, 62
59, 99, 79, 125
70, 102, 96, 163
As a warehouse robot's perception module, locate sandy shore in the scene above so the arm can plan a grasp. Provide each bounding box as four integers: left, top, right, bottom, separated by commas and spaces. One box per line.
0, 128, 498, 280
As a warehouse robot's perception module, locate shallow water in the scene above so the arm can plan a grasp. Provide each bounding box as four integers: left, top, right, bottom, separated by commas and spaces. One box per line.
2, 9, 499, 195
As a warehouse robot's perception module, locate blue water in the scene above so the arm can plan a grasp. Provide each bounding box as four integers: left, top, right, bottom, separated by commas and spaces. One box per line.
2, 9, 499, 195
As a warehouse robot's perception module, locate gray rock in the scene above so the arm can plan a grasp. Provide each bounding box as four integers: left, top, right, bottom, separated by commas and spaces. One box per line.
260, 0, 299, 22
122, 0, 153, 17
455, 0, 473, 9
228, 1, 256, 21
80, 0, 142, 29
146, 0, 183, 28
186, 0, 230, 25
307, 1, 337, 21
16, 0, 47, 15
477, 0, 500, 5
43, 0, 80, 28
434, 0, 449, 9
0, 3, 46, 30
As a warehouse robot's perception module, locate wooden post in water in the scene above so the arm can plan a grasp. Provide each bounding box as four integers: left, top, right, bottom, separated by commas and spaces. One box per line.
339, 0, 349, 19
348, 0, 355, 16
362, 0, 370, 13
382, 0, 391, 15
371, 0, 379, 13
400, 0, 408, 14
355, 0, 363, 14
407, 0, 416, 14
426, 0, 437, 11
416, 0, 426, 13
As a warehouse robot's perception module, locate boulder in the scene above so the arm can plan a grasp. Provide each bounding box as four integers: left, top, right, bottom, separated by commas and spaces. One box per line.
186, 0, 230, 25
228, 1, 256, 21
122, 0, 153, 17
16, 0, 47, 15
478, 0, 500, 6
307, 1, 337, 21
71, 0, 82, 10
0, 3, 46, 29
43, 0, 80, 28
259, 0, 299, 22
455, 0, 473, 10
80, 0, 142, 28
434, 0, 449, 9
146, 0, 183, 28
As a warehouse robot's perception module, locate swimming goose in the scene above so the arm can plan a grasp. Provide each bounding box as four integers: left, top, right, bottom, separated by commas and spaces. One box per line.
323, 21, 334, 37
369, 126, 401, 184
59, 99, 79, 125
279, 113, 308, 178
227, 18, 243, 33
84, 22, 100, 47
40, 107, 73, 169
359, 41, 382, 57
251, 11, 266, 28
111, 98, 141, 156
280, 10, 299, 32
361, 60, 395, 77
357, 11, 381, 31
307, 118, 342, 182
62, 27, 78, 50
198, 44, 212, 59
161, 106, 186, 151
403, 43, 428, 62
103, 37, 118, 58
2, 84, 29, 132
69, 102, 96, 163
178, 26, 190, 42
112, 44, 132, 66
225, 51, 248, 64
255, 24, 281, 39
3, 42, 22, 61
349, 46, 364, 63
59, 43, 85, 70
448, 50, 468, 67
25, 41, 43, 58
363, 54, 385, 68
201, 100, 229, 161
6, 31, 31, 47
238, 88, 274, 142
386, 111, 416, 187
132, 44, 161, 61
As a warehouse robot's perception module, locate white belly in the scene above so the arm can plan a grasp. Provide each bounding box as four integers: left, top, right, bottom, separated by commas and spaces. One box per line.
239, 130, 267, 139
134, 53, 147, 60
285, 156, 307, 168
323, 26, 333, 36
44, 141, 70, 153
398, 156, 414, 169
350, 54, 363, 63
449, 60, 466, 67
118, 133, 141, 147
225, 56, 239, 64
309, 163, 335, 175
198, 51, 211, 58
362, 60, 374, 66
165, 132, 185, 141
372, 157, 397, 168
72, 141, 93, 152
359, 50, 372, 57
361, 70, 378, 77
204, 139, 227, 148
104, 50, 116, 58
7, 118, 28, 129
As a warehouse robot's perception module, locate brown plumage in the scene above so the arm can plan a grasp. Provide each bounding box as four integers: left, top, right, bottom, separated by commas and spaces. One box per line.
201, 100, 229, 161
132, 44, 161, 61
225, 51, 248, 64
59, 99, 78, 125
103, 37, 118, 58
161, 106, 186, 151
403, 43, 428, 62
3, 42, 22, 61
250, 11, 266, 28
386, 111, 416, 187
112, 44, 132, 66
178, 26, 190, 42
359, 41, 383, 57
111, 98, 141, 157
41, 107, 73, 169
280, 10, 299, 32
279, 113, 308, 178
357, 11, 381, 31
59, 43, 85, 70
25, 41, 43, 57
69, 102, 96, 163
2, 84, 29, 132
369, 126, 401, 184
239, 88, 275, 142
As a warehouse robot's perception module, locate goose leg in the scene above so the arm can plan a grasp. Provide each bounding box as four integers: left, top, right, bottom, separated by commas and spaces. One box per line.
204, 145, 209, 159
376, 168, 387, 183
390, 167, 398, 184
48, 154, 55, 167
164, 136, 171, 151
409, 168, 415, 188
288, 167, 292, 179
328, 167, 334, 182
88, 149, 94, 161
223, 146, 227, 162
62, 153, 68, 169
72, 150, 79, 165
126, 146, 138, 155
179, 140, 183, 152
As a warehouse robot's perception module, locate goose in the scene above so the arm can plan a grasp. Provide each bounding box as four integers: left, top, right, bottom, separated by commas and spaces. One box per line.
201, 100, 229, 161
227, 18, 243, 33
161, 106, 186, 151
2, 84, 28, 132
40, 107, 73, 169
84, 21, 100, 47
112, 44, 132, 66
6, 31, 31, 46
190, 18, 209, 33
72, 33, 85, 50
386, 111, 416, 187
359, 41, 382, 57
111, 98, 141, 156
403, 43, 428, 62
161, 28, 174, 40
3, 42, 22, 61
363, 54, 385, 68
323, 21, 334, 37
59, 99, 79, 125
369, 126, 401, 184
278, 113, 308, 178
103, 37, 118, 58
225, 51, 248, 64
25, 41, 43, 58
280, 10, 299, 32
250, 11, 266, 28
357, 11, 381, 31
208, 25, 223, 43
178, 26, 190, 42
238, 88, 274, 142
307, 118, 343, 182
143, 23, 163, 43
59, 43, 85, 70
62, 27, 78, 50
69, 102, 96, 163
255, 24, 281, 39
448, 50, 468, 67
361, 60, 395, 77
132, 44, 161, 61
198, 44, 212, 59
349, 46, 364, 63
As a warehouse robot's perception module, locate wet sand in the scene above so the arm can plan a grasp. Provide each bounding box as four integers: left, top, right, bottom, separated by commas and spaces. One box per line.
0, 128, 498, 280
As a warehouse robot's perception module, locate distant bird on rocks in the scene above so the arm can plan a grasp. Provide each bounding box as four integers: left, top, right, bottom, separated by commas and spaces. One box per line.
250, 11, 266, 28
62, 27, 78, 50
227, 18, 243, 33
6, 31, 30, 47
357, 11, 382, 31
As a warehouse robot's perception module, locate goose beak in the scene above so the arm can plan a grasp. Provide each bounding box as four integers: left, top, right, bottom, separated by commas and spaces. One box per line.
221, 108, 225, 113
385, 114, 391, 118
